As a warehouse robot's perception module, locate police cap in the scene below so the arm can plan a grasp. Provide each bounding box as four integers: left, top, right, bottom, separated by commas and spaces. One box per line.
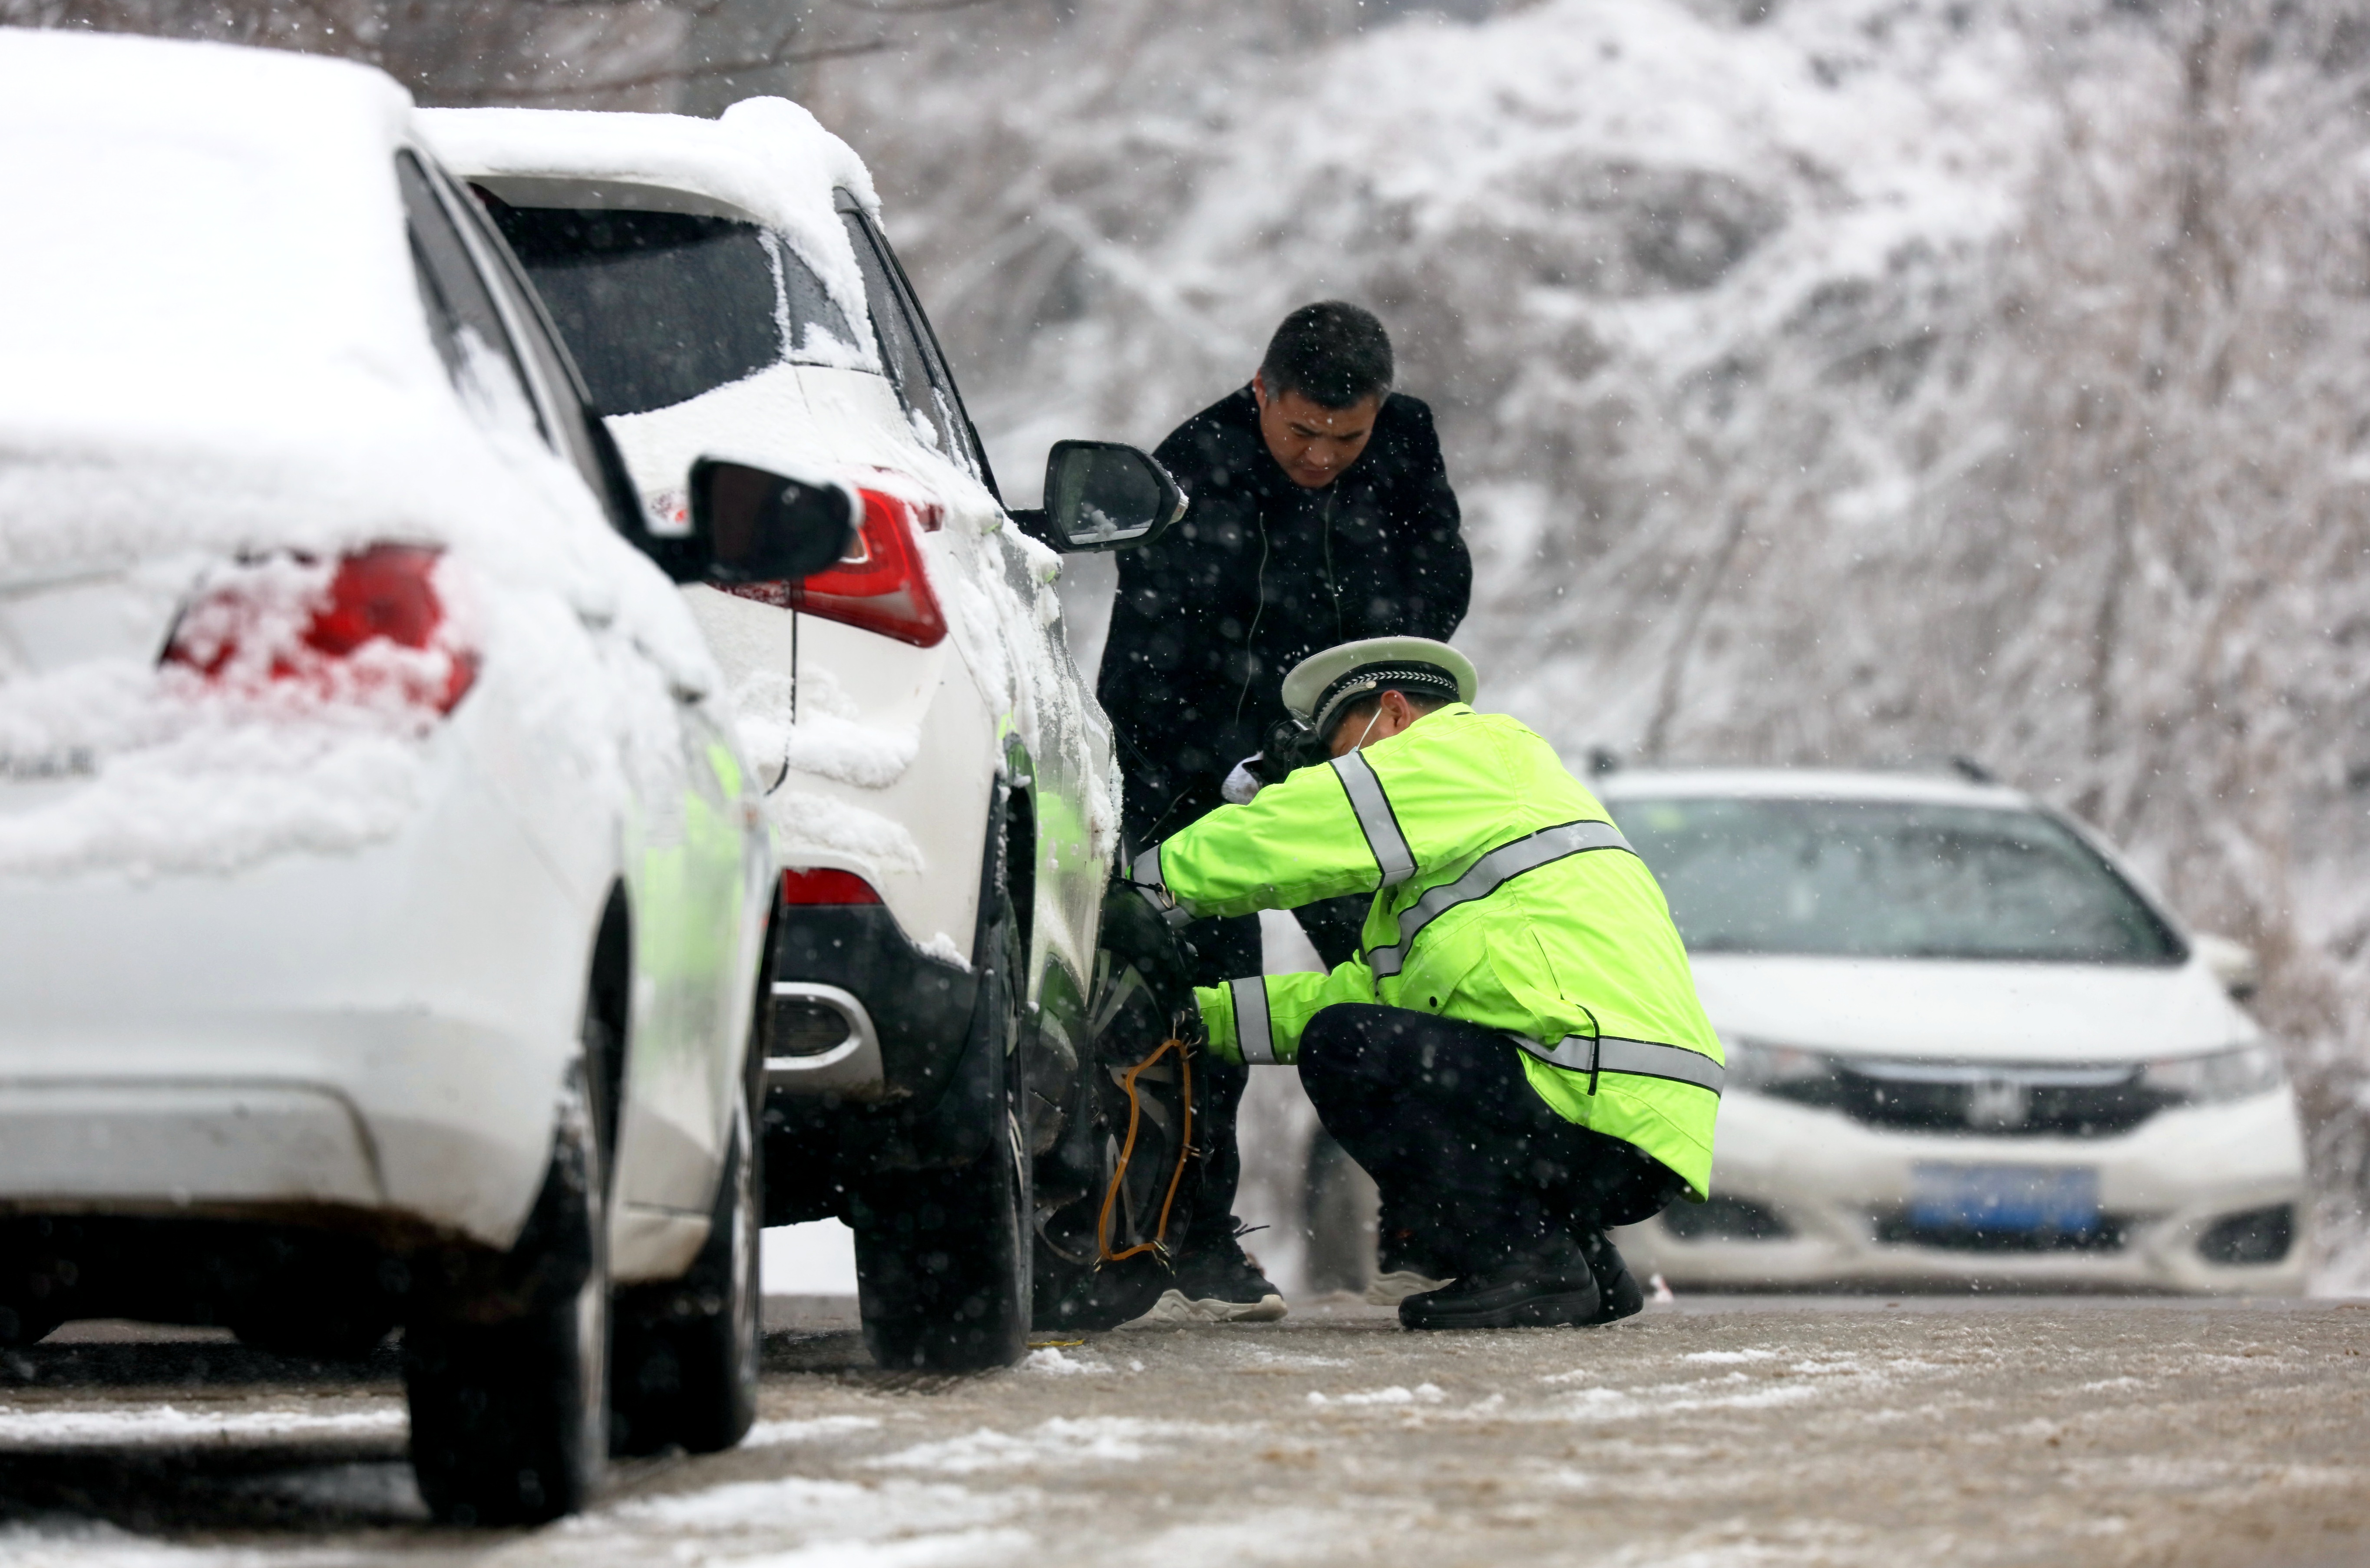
1281, 636, 1480, 740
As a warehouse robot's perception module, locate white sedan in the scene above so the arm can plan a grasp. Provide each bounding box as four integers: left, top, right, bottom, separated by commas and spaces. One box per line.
0, 30, 848, 1522
1598, 768, 2307, 1295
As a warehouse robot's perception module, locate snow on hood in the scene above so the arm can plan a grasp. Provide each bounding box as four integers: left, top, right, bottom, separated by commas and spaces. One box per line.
421, 98, 882, 355
1688, 952, 2259, 1065
0, 30, 723, 880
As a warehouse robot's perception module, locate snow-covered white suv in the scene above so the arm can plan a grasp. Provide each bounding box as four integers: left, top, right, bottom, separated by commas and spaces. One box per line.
428, 102, 1184, 1369
0, 31, 854, 1522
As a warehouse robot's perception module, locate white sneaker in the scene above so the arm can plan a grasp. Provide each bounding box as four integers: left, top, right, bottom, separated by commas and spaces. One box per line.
1134, 1287, 1289, 1324
1363, 1269, 1455, 1307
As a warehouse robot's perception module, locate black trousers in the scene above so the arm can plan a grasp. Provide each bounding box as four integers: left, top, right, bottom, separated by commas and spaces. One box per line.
1181, 914, 1260, 1248
1177, 899, 1397, 1251
1298, 1004, 1685, 1276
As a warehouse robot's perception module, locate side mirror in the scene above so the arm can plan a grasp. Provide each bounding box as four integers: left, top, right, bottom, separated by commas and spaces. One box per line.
2192, 933, 2261, 1003
1009, 441, 1186, 553
658, 459, 856, 585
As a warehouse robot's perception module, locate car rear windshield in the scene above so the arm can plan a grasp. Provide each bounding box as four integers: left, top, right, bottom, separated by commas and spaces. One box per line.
1607, 796, 2184, 965
480, 199, 859, 417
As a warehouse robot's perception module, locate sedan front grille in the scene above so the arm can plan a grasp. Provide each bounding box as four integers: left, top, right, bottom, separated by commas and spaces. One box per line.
1871, 1210, 2133, 1253
1772, 1060, 2161, 1137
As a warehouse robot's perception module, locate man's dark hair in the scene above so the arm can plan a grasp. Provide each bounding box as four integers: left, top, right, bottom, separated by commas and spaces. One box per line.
1259, 301, 1395, 409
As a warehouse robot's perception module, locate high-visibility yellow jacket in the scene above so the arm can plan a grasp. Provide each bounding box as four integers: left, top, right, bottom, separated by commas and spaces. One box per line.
1121, 704, 1722, 1198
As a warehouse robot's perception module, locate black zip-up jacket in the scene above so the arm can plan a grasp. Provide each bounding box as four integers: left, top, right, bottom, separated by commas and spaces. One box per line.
1097, 386, 1470, 846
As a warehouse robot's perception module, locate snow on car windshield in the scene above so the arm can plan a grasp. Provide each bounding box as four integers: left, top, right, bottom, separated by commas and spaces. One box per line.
1611, 797, 2183, 966
482, 200, 861, 416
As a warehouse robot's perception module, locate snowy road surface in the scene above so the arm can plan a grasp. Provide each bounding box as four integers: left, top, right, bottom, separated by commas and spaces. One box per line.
3, 1296, 2369, 1566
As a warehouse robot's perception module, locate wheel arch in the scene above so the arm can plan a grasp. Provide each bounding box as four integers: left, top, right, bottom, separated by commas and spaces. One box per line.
995, 740, 1038, 970
585, 882, 631, 1168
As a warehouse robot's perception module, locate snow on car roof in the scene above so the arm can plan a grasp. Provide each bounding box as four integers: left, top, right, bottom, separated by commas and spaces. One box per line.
1593, 766, 2038, 812
0, 29, 430, 412
0, 28, 490, 573
0, 30, 724, 881
422, 99, 881, 350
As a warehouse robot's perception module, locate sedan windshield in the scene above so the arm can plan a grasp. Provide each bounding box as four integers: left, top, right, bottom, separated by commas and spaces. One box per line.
1608, 796, 2183, 965
481, 198, 859, 417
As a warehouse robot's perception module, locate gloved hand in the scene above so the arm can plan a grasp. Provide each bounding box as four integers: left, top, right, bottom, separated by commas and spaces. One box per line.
1222, 756, 1265, 804
1116, 843, 1192, 926
1249, 716, 1330, 786
1100, 871, 1199, 1012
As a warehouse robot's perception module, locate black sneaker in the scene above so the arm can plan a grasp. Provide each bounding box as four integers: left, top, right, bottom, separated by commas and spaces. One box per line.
1579, 1230, 1645, 1325
1140, 1233, 1286, 1324
1398, 1249, 1599, 1331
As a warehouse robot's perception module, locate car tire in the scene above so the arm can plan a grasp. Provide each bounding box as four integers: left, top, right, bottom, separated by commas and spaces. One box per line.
1029, 892, 1203, 1333
404, 1037, 610, 1526
849, 885, 1030, 1372
609, 1092, 762, 1456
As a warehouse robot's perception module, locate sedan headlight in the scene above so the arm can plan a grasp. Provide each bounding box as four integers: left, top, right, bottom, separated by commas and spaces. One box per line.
1723, 1036, 1847, 1105
2138, 1042, 2286, 1106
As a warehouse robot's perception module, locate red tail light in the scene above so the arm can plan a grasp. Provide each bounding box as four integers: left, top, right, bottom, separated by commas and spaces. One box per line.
780, 867, 883, 905
163, 545, 476, 715
724, 488, 947, 648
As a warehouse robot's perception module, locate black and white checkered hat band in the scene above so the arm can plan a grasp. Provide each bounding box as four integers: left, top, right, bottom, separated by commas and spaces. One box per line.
1312, 662, 1464, 736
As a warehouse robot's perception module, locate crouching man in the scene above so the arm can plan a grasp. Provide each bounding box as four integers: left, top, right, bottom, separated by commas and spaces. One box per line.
1120, 637, 1723, 1329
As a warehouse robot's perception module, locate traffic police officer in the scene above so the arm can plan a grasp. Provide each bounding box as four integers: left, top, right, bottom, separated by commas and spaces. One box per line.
1121, 637, 1724, 1329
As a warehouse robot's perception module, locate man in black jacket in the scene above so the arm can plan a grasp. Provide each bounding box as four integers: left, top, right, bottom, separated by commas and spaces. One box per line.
1097, 300, 1470, 1321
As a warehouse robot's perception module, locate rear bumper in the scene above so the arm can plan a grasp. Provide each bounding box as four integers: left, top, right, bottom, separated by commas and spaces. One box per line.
1616, 1086, 2311, 1295
0, 1007, 572, 1248
0, 736, 598, 1254
0, 1080, 380, 1210
759, 900, 996, 1221
767, 904, 976, 1103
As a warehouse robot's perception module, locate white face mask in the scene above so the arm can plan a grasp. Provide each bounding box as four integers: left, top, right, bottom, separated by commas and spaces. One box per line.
1347, 708, 1383, 752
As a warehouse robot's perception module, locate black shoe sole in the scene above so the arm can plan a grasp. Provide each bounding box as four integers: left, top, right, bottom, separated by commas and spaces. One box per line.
1398, 1283, 1600, 1331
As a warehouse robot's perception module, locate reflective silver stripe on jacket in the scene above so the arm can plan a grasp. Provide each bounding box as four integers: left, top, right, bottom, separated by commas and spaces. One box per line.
1128, 843, 1193, 925
1514, 1033, 1725, 1097
1331, 750, 1417, 888
1366, 819, 1636, 978
1130, 843, 1166, 894
1231, 977, 1277, 1065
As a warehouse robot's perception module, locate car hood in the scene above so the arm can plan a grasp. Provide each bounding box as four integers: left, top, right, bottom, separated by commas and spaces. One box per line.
1686, 953, 2255, 1064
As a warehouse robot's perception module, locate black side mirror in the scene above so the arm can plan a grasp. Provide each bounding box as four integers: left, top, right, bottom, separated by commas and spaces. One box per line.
678, 459, 858, 585
1009, 441, 1186, 553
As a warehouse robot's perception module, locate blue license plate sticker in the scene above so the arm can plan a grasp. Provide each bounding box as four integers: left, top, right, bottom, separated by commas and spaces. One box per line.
1909, 1163, 2100, 1233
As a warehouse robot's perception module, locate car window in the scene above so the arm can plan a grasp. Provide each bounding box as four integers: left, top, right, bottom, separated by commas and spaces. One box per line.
398, 152, 543, 439
478, 197, 859, 418
873, 221, 994, 489
1608, 796, 2185, 965
835, 198, 985, 480
836, 210, 933, 416
406, 159, 653, 541
765, 232, 865, 366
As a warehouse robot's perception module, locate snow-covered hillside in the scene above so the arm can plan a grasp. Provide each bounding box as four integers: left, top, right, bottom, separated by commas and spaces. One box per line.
815, 0, 2370, 1270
